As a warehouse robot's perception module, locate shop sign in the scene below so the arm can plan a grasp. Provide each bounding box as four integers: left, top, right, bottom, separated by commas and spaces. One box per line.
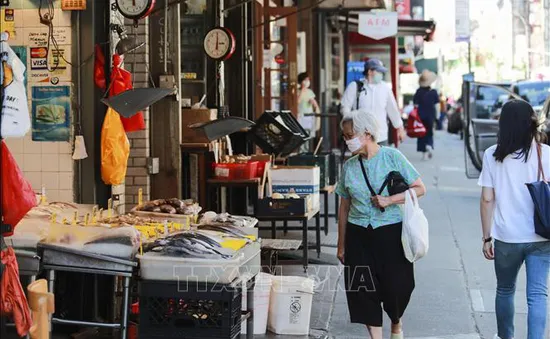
455, 0, 470, 42
358, 11, 398, 40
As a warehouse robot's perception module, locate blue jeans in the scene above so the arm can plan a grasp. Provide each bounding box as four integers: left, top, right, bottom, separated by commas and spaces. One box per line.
494, 240, 550, 339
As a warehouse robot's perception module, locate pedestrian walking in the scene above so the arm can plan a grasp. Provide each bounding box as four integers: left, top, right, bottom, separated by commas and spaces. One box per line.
413, 70, 439, 160
336, 110, 427, 339
297, 72, 320, 152
340, 59, 405, 146
478, 100, 550, 339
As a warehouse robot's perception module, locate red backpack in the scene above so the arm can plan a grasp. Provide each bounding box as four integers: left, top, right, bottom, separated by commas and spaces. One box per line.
406, 108, 427, 138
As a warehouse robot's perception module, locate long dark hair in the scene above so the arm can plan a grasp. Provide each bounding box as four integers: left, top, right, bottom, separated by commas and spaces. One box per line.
493, 100, 544, 162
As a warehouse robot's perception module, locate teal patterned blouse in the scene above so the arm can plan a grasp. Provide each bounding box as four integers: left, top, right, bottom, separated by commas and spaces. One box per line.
336, 147, 420, 228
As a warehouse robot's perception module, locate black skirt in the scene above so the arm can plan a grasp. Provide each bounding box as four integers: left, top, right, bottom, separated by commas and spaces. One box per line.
344, 222, 415, 327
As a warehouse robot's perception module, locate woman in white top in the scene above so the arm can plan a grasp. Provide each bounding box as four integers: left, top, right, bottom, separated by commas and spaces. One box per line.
478, 100, 550, 339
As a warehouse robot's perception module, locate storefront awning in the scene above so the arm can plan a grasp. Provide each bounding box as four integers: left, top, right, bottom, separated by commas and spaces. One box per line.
337, 14, 436, 40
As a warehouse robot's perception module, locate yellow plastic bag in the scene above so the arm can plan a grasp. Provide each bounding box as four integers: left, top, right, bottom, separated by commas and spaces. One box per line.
101, 108, 130, 185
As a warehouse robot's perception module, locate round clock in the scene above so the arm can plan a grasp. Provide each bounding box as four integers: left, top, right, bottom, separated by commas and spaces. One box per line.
203, 27, 236, 61
116, 0, 156, 20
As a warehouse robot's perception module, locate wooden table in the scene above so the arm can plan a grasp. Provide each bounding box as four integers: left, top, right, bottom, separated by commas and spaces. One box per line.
256, 208, 321, 272
320, 185, 338, 235
207, 178, 261, 215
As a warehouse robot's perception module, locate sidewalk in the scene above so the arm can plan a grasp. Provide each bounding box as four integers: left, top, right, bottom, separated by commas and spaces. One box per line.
258, 131, 550, 339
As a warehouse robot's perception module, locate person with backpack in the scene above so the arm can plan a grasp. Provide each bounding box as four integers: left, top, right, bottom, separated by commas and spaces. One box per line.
478, 100, 550, 339
341, 59, 405, 146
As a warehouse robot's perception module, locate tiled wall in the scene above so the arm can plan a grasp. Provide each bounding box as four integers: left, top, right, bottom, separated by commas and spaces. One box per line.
3, 1, 75, 202
122, 18, 151, 211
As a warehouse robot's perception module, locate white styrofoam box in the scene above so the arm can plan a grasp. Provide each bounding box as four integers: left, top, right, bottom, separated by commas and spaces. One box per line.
271, 166, 320, 195
138, 241, 261, 283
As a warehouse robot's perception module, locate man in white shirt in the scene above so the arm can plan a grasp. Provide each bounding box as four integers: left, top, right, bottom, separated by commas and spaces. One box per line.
341, 59, 405, 146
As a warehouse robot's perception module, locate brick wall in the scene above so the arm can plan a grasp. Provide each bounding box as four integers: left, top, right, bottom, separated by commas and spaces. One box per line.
123, 18, 151, 210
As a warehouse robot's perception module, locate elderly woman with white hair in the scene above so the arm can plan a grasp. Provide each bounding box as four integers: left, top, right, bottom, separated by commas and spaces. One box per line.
336, 110, 427, 339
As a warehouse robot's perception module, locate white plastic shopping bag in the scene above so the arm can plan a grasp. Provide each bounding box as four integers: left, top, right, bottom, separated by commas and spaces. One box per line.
402, 189, 429, 262
1, 32, 30, 138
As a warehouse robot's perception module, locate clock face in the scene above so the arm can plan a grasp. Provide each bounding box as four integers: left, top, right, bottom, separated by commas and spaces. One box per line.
204, 28, 236, 61
116, 0, 155, 19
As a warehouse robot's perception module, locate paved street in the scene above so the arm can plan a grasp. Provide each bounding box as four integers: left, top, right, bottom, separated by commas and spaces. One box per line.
326, 131, 550, 339
258, 131, 549, 339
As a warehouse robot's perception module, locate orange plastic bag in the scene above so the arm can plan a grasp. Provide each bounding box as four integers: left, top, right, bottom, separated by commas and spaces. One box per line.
1, 141, 37, 233
1, 247, 32, 337
101, 108, 130, 185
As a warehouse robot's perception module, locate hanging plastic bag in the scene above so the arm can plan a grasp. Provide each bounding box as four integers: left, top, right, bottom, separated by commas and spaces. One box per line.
1, 247, 32, 337
1, 33, 31, 138
406, 107, 427, 139
101, 107, 130, 185
72, 135, 88, 160
1, 141, 37, 233
94, 44, 107, 91
110, 54, 145, 132
402, 189, 429, 263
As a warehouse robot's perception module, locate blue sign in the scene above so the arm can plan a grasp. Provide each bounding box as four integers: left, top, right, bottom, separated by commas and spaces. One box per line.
346, 61, 365, 87
31, 85, 71, 142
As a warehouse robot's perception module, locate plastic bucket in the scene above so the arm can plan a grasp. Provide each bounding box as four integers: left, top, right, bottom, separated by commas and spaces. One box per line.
241, 272, 273, 335
267, 276, 315, 335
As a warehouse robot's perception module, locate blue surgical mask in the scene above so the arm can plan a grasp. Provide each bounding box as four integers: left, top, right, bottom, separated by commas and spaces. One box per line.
373, 73, 384, 84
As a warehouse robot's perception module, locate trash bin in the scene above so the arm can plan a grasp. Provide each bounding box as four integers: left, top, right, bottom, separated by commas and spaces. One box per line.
241, 272, 273, 335
267, 276, 315, 335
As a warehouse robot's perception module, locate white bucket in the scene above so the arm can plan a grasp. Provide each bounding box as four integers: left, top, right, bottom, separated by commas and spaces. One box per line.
241, 272, 273, 335
267, 276, 315, 335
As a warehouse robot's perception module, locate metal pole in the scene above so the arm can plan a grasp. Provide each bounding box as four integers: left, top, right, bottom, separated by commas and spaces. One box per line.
343, 11, 349, 86
468, 40, 472, 73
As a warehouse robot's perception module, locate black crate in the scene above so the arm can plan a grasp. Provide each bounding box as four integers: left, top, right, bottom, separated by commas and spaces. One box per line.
139, 280, 242, 339
256, 197, 308, 216
249, 111, 311, 157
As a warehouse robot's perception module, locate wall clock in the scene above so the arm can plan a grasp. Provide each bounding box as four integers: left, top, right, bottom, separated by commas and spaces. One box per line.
115, 0, 156, 20
203, 27, 236, 61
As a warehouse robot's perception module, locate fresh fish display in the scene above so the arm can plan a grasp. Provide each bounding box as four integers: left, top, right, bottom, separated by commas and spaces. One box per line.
198, 212, 257, 228
197, 224, 250, 239
146, 231, 235, 259
135, 198, 202, 215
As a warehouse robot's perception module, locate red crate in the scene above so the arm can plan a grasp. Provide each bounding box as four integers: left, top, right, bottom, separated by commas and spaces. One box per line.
213, 162, 258, 180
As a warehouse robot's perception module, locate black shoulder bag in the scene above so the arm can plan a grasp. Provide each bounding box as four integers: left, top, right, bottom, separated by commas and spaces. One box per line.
355, 80, 365, 109
359, 158, 409, 213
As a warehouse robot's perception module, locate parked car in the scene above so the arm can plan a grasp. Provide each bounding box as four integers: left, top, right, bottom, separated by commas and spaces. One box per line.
510, 80, 550, 111
474, 81, 512, 119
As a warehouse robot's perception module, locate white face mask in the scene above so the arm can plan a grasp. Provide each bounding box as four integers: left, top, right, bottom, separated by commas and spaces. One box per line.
302, 79, 310, 88
346, 136, 364, 153
373, 73, 384, 84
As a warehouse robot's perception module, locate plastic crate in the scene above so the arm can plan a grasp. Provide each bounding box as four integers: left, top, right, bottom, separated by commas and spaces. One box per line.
213, 162, 258, 180
139, 280, 242, 339
249, 111, 311, 157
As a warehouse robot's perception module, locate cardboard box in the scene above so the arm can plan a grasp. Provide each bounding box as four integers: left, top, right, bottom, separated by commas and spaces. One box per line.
181, 108, 217, 143
288, 153, 330, 189
271, 166, 320, 210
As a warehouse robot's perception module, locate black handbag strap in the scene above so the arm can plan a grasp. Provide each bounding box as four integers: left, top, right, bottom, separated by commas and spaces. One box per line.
355, 80, 365, 109
359, 158, 385, 212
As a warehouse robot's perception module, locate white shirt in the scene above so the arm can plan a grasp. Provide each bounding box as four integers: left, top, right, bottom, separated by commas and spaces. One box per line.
478, 143, 550, 243
341, 79, 403, 142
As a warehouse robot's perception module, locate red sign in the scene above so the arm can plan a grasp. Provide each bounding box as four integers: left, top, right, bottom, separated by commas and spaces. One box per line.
395, 0, 411, 19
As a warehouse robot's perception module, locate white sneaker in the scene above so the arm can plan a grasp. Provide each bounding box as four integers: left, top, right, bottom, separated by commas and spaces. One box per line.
391, 332, 404, 339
